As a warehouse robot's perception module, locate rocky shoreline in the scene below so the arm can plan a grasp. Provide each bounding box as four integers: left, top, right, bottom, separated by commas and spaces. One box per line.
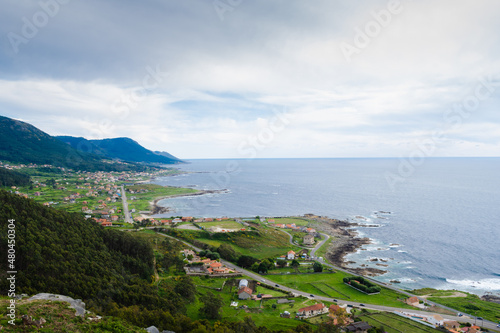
307, 215, 387, 277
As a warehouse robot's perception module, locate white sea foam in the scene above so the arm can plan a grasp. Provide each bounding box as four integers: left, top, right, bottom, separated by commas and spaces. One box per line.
397, 250, 407, 253
446, 278, 500, 291
398, 277, 418, 283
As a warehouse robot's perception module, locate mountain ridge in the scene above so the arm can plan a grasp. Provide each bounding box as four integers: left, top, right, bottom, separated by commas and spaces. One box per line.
57, 136, 184, 165
0, 115, 131, 171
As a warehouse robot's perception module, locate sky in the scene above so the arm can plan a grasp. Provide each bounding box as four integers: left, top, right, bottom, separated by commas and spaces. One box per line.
1, 0, 499, 159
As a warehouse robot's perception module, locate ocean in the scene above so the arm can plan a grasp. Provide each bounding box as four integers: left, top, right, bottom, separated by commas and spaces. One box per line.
152, 158, 500, 294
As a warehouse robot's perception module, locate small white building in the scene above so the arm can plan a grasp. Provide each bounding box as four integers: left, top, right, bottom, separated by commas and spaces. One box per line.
287, 250, 296, 260
427, 314, 444, 327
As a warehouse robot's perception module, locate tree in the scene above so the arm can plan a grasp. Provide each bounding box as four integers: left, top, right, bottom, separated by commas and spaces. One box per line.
199, 292, 223, 320
313, 261, 323, 272
291, 259, 300, 272
261, 259, 273, 270
257, 262, 268, 274
276, 259, 287, 268
250, 262, 260, 272
174, 276, 196, 303
217, 243, 237, 262
238, 255, 259, 268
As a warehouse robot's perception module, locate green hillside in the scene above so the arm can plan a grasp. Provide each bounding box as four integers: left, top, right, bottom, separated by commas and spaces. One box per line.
0, 116, 148, 172
0, 168, 30, 187
57, 136, 184, 164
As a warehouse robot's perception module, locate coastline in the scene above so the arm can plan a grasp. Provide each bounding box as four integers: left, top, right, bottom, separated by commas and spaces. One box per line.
148, 188, 229, 215
307, 215, 387, 277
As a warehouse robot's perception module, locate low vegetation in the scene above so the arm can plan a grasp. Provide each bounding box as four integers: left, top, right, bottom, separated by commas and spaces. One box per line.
427, 292, 500, 323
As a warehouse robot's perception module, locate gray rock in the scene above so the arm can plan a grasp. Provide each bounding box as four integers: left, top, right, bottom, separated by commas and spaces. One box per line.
28, 293, 86, 316
146, 326, 160, 333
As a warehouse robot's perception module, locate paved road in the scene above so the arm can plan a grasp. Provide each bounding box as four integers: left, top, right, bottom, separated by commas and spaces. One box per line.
120, 185, 132, 223
154, 231, 500, 332
310, 233, 330, 258
277, 229, 309, 249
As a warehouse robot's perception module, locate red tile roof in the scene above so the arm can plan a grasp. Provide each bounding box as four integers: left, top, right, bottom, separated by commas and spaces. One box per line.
237, 286, 253, 295
298, 303, 325, 313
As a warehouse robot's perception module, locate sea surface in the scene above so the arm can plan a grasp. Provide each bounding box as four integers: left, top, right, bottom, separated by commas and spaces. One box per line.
153, 158, 500, 294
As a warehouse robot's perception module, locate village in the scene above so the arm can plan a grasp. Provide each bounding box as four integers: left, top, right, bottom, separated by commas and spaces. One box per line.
175, 245, 485, 333
1, 162, 498, 332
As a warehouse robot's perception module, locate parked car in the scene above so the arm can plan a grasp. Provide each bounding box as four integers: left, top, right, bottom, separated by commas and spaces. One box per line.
275, 284, 279, 287
359, 304, 365, 306
310, 294, 314, 297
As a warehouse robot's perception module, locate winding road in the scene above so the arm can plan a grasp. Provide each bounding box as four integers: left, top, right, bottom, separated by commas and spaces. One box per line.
152, 230, 499, 332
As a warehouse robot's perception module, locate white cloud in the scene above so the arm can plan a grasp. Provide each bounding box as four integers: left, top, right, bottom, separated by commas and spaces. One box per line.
1, 0, 499, 158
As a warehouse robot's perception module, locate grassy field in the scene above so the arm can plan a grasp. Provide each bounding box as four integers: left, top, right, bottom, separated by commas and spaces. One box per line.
183, 276, 321, 331
313, 236, 334, 258
272, 217, 310, 226
126, 183, 198, 214
264, 272, 412, 308
412, 288, 460, 297
427, 293, 500, 323
201, 220, 243, 230
172, 227, 300, 259
359, 312, 440, 333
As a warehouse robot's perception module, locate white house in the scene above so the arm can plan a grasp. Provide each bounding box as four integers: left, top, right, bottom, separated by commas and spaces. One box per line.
427, 314, 444, 327
297, 303, 328, 318
287, 250, 296, 260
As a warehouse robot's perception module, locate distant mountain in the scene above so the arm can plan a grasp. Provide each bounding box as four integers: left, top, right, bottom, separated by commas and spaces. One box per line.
57, 136, 184, 164
0, 115, 147, 172
154, 150, 183, 161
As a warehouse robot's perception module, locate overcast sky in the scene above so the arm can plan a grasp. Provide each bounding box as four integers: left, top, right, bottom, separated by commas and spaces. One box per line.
1, 0, 499, 159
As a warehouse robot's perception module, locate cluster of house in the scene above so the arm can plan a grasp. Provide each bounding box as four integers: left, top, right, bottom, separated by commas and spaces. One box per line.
0, 162, 60, 171
273, 222, 316, 234
182, 249, 237, 275
283, 303, 372, 332
135, 216, 193, 225
194, 217, 231, 223
277, 249, 311, 261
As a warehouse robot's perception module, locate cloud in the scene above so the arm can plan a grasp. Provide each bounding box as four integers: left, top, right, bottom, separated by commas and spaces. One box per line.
1, 0, 499, 158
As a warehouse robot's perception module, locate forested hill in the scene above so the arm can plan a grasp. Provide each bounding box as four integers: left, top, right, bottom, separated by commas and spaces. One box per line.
0, 167, 30, 187
0, 116, 149, 172
0, 191, 318, 332
57, 136, 184, 164
0, 189, 154, 306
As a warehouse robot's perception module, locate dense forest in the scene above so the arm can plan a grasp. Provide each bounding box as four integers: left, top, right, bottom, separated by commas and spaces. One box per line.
0, 168, 31, 187
0, 191, 329, 332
